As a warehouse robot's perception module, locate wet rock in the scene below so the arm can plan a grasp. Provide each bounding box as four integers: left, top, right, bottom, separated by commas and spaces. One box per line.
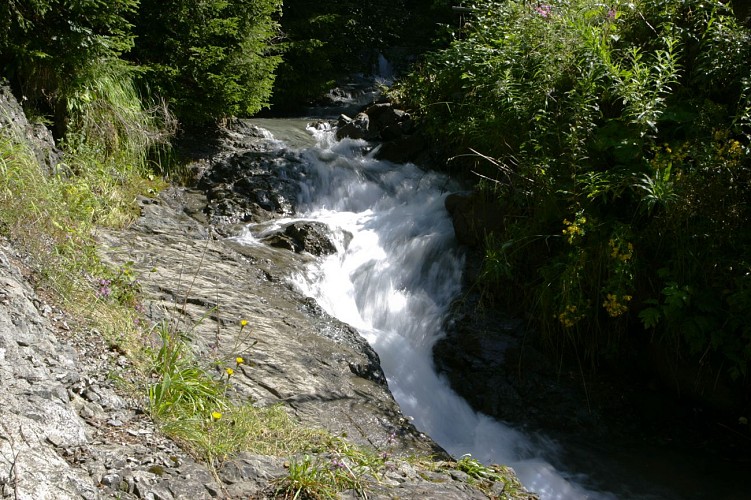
262, 221, 337, 255
444, 190, 506, 247
373, 133, 427, 164
197, 150, 302, 226
335, 102, 428, 164
336, 112, 371, 140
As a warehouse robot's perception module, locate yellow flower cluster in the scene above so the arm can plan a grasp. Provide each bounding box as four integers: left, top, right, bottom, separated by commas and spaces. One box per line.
562, 216, 586, 244
602, 293, 632, 317
609, 239, 634, 262
712, 129, 745, 168
719, 139, 743, 168
727, 140, 742, 156
558, 304, 584, 328
649, 142, 687, 174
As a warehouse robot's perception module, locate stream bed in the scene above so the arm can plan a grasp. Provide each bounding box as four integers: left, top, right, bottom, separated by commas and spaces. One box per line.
233, 119, 749, 500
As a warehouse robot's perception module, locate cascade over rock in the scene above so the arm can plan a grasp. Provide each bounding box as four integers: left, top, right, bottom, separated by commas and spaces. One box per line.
0, 88, 535, 498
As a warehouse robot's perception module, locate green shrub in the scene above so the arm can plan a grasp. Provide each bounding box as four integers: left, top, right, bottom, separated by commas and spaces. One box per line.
61, 60, 175, 171
0, 1, 139, 131
396, 0, 751, 376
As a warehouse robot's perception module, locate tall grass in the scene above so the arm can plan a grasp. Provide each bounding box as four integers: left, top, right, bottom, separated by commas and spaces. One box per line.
0, 58, 174, 347
145, 319, 331, 467
61, 60, 177, 187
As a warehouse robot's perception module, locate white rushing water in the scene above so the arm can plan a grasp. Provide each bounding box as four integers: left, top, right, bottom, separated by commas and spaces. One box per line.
237, 124, 616, 500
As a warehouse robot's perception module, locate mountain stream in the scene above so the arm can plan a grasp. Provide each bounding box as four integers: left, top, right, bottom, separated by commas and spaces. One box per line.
233, 119, 745, 500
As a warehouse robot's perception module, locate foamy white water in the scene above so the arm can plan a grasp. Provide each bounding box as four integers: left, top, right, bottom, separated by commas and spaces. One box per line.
237, 123, 615, 500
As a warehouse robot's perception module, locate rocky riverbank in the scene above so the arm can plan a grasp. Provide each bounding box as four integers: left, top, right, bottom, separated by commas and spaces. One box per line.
0, 86, 536, 498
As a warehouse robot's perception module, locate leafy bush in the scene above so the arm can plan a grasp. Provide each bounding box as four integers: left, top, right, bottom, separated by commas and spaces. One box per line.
61, 60, 175, 170
396, 0, 751, 377
0, 0, 139, 130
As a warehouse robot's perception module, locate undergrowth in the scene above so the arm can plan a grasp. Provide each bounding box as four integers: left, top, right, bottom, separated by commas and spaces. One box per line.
395, 0, 751, 380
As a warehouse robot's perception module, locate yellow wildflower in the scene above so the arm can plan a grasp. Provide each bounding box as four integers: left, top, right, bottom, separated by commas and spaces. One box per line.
225, 367, 234, 377
236, 356, 245, 366
603, 293, 632, 317
562, 218, 585, 244
211, 411, 222, 421
558, 304, 584, 327
240, 319, 248, 327
609, 239, 634, 262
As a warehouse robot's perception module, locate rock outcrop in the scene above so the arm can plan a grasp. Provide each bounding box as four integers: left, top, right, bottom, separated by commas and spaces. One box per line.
0, 242, 233, 499
0, 82, 62, 173
1, 85, 536, 498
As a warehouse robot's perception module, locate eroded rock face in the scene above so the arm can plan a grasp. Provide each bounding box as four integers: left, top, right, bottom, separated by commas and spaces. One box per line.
197, 149, 302, 227
0, 248, 93, 499
0, 241, 248, 500
0, 83, 63, 173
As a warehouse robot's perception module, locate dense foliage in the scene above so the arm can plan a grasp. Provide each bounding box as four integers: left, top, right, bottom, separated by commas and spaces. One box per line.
0, 0, 283, 130
395, 0, 751, 379
271, 0, 454, 111
131, 0, 282, 125
0, 0, 140, 135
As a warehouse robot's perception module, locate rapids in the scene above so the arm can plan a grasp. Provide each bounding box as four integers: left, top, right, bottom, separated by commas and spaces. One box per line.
236, 123, 617, 499
234, 118, 750, 500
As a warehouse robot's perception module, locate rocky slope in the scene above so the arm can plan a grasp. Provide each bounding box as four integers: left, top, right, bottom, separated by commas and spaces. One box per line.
0, 86, 536, 498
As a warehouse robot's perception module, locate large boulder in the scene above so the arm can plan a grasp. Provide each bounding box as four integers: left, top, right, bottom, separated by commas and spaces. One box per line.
335, 112, 372, 140
374, 133, 428, 164
335, 102, 429, 165
197, 149, 302, 228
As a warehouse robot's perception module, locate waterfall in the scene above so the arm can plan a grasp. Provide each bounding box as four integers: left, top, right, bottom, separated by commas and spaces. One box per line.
237, 124, 617, 499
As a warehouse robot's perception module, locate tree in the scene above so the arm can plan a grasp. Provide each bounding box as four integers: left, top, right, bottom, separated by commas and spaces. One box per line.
131, 0, 282, 125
